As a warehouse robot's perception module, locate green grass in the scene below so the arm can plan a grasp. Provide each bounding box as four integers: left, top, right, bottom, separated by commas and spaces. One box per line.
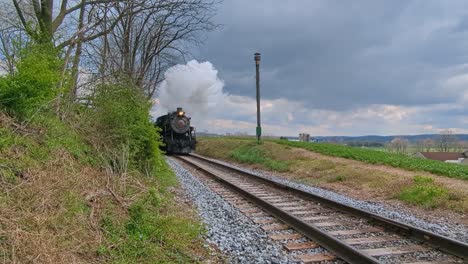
99, 163, 205, 263
230, 143, 289, 172
398, 176, 450, 208
0, 114, 96, 188
38, 115, 96, 164
275, 140, 468, 180
327, 175, 347, 183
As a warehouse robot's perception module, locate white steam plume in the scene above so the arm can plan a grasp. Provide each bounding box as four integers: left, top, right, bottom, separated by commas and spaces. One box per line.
156, 60, 226, 119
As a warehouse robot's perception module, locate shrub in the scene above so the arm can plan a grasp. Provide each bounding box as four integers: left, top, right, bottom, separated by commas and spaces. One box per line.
398, 176, 449, 208
87, 82, 160, 174
0, 44, 62, 118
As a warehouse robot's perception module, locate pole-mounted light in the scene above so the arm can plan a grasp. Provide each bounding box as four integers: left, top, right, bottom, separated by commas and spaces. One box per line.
254, 52, 261, 143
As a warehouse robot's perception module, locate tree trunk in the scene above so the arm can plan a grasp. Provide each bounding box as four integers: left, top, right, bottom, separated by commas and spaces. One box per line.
34, 0, 54, 44
70, 0, 86, 97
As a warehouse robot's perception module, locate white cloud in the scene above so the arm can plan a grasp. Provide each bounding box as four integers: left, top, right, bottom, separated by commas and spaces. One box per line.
154, 89, 468, 136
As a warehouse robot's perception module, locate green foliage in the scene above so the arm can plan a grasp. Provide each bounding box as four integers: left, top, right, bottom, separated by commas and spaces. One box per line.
0, 43, 62, 118
398, 176, 449, 208
0, 113, 96, 189
230, 143, 289, 172
413, 175, 434, 184
275, 140, 468, 180
89, 83, 160, 174
100, 186, 204, 263
35, 114, 96, 164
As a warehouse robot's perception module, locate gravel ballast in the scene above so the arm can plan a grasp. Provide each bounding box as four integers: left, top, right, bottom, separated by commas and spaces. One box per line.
199, 156, 468, 244
167, 158, 297, 264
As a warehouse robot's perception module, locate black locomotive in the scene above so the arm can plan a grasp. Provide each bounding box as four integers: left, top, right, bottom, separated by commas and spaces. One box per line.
155, 107, 196, 154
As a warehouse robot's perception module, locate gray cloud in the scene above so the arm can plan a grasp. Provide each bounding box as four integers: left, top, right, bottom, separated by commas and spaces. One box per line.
195, 0, 468, 112
150, 0, 468, 136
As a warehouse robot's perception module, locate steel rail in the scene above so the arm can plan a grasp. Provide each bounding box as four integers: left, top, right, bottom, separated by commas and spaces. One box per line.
176, 155, 381, 264
187, 153, 468, 260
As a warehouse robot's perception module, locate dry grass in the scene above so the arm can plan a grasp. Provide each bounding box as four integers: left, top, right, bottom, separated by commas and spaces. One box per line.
196, 138, 468, 216
0, 150, 108, 263
0, 114, 211, 263
0, 150, 211, 263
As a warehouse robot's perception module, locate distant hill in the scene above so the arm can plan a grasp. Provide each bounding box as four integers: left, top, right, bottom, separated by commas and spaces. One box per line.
198, 133, 468, 144
197, 132, 223, 137
311, 134, 468, 143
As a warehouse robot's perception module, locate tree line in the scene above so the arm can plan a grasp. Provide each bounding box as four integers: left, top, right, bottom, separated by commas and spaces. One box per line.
386, 130, 468, 154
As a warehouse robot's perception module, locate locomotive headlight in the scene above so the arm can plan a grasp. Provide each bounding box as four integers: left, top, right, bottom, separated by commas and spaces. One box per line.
178, 111, 184, 116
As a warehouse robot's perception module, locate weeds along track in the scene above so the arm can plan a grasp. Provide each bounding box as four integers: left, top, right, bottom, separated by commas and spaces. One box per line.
174, 154, 468, 264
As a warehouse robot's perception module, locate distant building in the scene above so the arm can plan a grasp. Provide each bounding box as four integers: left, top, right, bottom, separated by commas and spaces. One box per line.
415, 151, 468, 165
299, 133, 310, 142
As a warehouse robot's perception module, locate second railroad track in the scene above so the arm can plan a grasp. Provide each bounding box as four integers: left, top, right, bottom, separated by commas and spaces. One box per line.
174, 153, 468, 264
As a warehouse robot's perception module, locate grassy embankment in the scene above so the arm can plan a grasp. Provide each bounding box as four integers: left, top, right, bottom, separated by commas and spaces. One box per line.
0, 43, 211, 263
197, 137, 468, 213
0, 116, 210, 263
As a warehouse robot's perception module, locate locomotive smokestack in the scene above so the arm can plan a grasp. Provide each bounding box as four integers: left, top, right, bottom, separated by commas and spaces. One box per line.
254, 53, 262, 143
176, 107, 184, 116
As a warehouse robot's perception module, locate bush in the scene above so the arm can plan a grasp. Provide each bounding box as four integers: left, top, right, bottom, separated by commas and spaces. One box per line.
398, 176, 449, 208
0, 44, 62, 118
87, 82, 161, 174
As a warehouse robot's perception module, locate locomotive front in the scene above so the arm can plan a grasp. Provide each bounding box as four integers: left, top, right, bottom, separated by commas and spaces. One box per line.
170, 108, 190, 133
155, 107, 196, 154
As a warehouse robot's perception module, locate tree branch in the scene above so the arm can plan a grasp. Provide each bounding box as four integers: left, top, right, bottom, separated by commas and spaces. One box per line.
52, 0, 68, 32
11, 0, 31, 34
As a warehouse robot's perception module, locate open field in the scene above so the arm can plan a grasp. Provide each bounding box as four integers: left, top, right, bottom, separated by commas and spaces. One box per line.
196, 137, 468, 216
275, 140, 468, 180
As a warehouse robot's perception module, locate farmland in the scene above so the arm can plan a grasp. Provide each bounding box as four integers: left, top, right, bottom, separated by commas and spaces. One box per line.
275, 140, 468, 181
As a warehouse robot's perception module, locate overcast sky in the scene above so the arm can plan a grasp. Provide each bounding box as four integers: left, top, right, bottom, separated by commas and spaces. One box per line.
184, 0, 468, 136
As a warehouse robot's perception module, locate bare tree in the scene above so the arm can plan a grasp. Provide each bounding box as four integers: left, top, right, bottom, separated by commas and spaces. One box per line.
461, 141, 468, 152
0, 2, 29, 75
0, 28, 28, 75
415, 139, 424, 153
9, 0, 131, 46
2, 1, 136, 90
388, 137, 409, 154
2, 0, 218, 100
89, 0, 217, 98
436, 129, 457, 152
7, 0, 149, 49
422, 138, 434, 152
453, 140, 465, 152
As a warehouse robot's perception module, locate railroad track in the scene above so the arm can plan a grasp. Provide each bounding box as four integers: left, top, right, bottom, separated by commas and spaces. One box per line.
174, 153, 468, 264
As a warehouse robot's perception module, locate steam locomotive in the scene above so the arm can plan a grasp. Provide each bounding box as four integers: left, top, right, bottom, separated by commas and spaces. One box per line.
155, 107, 196, 154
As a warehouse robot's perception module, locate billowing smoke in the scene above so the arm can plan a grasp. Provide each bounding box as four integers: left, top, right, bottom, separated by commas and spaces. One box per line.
156, 60, 226, 120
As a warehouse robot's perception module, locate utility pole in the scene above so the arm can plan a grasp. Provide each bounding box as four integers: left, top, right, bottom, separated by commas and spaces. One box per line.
254, 52, 262, 144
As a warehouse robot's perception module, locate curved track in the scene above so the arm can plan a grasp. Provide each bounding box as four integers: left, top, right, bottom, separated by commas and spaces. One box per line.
175, 153, 468, 264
